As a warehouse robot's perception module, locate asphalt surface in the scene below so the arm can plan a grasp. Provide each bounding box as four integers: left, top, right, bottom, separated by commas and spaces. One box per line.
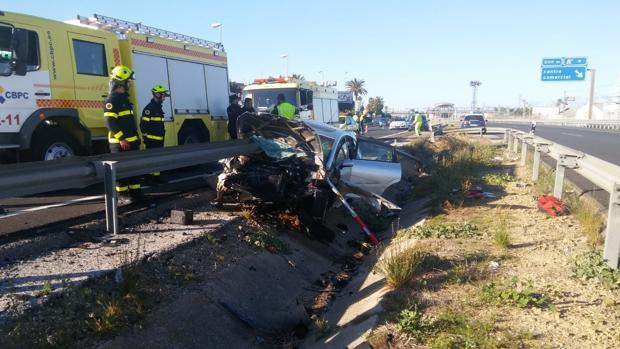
489, 122, 620, 166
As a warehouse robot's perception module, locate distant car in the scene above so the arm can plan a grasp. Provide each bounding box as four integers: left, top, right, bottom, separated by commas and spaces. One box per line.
389, 119, 408, 129
460, 114, 487, 134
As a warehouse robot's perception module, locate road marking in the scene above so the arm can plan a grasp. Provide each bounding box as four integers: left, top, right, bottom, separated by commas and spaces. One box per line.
560, 132, 584, 137
0, 172, 217, 220
0, 195, 104, 219
378, 130, 410, 139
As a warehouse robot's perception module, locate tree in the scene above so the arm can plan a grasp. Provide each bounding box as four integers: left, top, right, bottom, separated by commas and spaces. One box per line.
291, 74, 305, 80
366, 96, 385, 116
345, 78, 368, 101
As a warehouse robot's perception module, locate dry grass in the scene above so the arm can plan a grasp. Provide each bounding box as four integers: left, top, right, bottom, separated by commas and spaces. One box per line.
492, 213, 511, 249
565, 194, 605, 245
376, 242, 429, 289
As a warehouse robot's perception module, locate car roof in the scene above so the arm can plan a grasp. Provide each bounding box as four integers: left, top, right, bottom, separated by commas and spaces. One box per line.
303, 119, 355, 140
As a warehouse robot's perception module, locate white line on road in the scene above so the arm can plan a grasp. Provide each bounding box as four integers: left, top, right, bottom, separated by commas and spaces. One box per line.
378, 130, 410, 139
560, 132, 584, 137
0, 195, 104, 219
0, 172, 217, 220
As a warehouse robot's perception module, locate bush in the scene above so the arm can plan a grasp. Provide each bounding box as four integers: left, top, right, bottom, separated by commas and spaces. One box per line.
571, 248, 620, 289
397, 307, 429, 340
376, 243, 428, 289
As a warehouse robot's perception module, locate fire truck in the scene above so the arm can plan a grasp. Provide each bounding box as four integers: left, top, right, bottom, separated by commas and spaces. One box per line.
243, 77, 340, 124
0, 12, 230, 162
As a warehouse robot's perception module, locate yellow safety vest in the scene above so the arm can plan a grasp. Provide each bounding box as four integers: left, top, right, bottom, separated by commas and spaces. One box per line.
276, 102, 296, 119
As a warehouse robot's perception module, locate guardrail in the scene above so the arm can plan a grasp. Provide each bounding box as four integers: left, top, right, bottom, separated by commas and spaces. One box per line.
490, 119, 620, 131
0, 140, 260, 235
453, 126, 620, 269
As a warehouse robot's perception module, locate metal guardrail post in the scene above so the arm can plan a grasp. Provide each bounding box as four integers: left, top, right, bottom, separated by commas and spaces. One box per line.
520, 140, 528, 166
553, 154, 579, 199
603, 183, 620, 269
103, 161, 119, 235
512, 133, 519, 157
506, 132, 512, 150
503, 129, 508, 144
479, 127, 483, 138
532, 143, 549, 181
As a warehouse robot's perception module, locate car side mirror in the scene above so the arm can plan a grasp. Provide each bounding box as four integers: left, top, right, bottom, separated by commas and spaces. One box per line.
12, 29, 29, 76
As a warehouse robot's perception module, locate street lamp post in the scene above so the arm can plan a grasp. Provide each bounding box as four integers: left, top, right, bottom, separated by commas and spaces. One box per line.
470, 80, 481, 112
318, 70, 325, 86
281, 54, 289, 77
210, 22, 222, 44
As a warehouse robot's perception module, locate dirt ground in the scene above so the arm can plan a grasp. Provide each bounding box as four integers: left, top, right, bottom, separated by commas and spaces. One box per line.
367, 144, 620, 349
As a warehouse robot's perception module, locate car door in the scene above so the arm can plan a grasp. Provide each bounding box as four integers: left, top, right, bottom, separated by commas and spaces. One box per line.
339, 137, 401, 195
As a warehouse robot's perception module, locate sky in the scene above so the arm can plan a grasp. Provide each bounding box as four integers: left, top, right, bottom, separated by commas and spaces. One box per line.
4, 0, 620, 110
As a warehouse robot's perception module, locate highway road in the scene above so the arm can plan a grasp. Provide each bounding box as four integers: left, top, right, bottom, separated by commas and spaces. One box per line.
489, 122, 620, 166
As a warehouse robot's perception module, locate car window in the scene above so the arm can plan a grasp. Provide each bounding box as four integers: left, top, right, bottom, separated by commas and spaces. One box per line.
356, 139, 395, 162
73, 39, 107, 76
464, 115, 484, 121
318, 135, 334, 163
334, 137, 354, 165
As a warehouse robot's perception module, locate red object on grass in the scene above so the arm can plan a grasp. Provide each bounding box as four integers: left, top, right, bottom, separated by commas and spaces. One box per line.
537, 195, 568, 217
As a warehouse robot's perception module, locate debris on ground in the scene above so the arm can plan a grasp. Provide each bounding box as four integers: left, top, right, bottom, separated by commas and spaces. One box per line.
537, 195, 569, 217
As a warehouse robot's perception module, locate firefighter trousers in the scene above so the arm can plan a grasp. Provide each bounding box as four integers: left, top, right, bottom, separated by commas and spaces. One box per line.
144, 138, 164, 176
109, 141, 141, 195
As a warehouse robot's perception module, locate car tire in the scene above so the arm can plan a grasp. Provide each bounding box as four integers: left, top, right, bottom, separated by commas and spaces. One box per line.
29, 127, 81, 161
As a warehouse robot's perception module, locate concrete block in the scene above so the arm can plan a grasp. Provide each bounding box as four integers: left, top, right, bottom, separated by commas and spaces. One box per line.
170, 209, 193, 225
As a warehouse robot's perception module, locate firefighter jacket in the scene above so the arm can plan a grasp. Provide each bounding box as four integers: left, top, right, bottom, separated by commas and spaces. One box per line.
140, 99, 166, 141
104, 92, 140, 144
272, 101, 296, 119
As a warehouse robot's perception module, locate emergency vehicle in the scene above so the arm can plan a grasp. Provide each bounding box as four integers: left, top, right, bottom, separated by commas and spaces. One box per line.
0, 12, 230, 161
243, 77, 340, 124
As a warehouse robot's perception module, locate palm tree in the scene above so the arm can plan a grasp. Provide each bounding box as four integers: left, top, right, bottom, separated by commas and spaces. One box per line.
345, 78, 368, 101
291, 73, 305, 80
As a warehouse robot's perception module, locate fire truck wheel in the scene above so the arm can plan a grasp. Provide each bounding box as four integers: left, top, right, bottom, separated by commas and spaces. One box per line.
178, 129, 207, 145
30, 127, 81, 161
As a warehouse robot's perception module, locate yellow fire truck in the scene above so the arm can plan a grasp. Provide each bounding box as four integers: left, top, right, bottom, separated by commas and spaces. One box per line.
0, 12, 230, 161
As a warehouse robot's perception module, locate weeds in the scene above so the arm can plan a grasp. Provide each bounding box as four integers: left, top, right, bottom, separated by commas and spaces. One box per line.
481, 277, 552, 309
482, 172, 514, 187
243, 228, 289, 253
571, 248, 620, 289
397, 307, 430, 340
376, 243, 429, 289
492, 214, 511, 249
313, 317, 332, 339
400, 222, 479, 239
565, 194, 604, 245
37, 280, 54, 297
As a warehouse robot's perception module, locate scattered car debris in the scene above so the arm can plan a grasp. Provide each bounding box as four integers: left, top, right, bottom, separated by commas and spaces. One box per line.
537, 195, 568, 217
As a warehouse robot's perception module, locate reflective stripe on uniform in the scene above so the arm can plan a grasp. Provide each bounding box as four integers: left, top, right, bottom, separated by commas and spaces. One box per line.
151, 172, 160, 176
113, 131, 124, 139
129, 184, 141, 189
142, 116, 151, 122
116, 185, 129, 192
104, 112, 119, 118
145, 134, 164, 140
150, 117, 164, 121
119, 110, 133, 116
125, 136, 139, 142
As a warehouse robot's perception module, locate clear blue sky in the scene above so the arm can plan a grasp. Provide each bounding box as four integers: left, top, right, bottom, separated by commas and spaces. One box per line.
4, 0, 619, 109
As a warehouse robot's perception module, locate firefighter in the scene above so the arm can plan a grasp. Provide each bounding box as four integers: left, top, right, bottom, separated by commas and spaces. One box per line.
227, 94, 242, 139
414, 112, 423, 136
271, 93, 296, 119
104, 65, 142, 202
141, 84, 170, 185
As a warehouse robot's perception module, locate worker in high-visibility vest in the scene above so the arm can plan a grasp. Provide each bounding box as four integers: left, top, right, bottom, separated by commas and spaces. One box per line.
271, 93, 296, 119
140, 84, 170, 185
104, 65, 142, 202
414, 112, 423, 136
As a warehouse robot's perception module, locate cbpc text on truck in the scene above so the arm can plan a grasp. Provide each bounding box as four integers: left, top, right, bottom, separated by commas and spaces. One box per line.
0, 12, 231, 162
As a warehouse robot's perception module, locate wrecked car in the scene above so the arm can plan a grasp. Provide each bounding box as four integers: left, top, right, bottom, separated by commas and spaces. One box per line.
216, 113, 403, 241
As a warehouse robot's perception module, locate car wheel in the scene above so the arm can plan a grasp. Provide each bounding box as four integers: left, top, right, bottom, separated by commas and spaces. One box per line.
30, 127, 80, 161
178, 129, 207, 145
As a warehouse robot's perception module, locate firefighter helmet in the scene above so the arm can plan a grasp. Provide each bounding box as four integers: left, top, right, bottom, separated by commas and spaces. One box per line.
110, 65, 134, 81
151, 84, 170, 96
